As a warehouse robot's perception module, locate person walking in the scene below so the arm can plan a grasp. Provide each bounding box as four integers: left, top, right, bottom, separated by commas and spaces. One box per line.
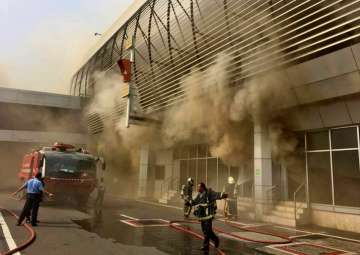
189, 182, 228, 252
13, 172, 53, 226
181, 177, 194, 217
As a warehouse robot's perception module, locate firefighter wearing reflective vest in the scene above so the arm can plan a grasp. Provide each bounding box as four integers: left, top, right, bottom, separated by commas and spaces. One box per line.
181, 177, 194, 217
223, 176, 238, 219
189, 182, 228, 251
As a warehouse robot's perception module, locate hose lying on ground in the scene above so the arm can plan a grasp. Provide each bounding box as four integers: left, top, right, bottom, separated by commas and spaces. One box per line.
169, 218, 292, 255
169, 220, 226, 255
220, 219, 293, 244
0, 208, 36, 255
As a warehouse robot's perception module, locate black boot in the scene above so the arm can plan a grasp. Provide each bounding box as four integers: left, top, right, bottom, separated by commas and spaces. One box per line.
214, 239, 220, 248
200, 246, 209, 251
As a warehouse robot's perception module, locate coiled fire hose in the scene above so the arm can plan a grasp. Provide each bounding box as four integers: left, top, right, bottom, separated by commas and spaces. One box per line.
0, 208, 36, 255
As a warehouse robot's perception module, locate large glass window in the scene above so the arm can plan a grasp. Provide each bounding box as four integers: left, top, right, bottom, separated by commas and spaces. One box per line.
207, 158, 217, 190
307, 130, 329, 150
155, 165, 165, 180
197, 159, 206, 185
180, 160, 188, 187
230, 166, 239, 183
331, 127, 358, 149
189, 159, 196, 183
306, 126, 360, 208
308, 152, 333, 204
333, 150, 360, 207
180, 146, 189, 159
198, 144, 207, 158
175, 144, 249, 194
218, 161, 229, 192
189, 145, 197, 158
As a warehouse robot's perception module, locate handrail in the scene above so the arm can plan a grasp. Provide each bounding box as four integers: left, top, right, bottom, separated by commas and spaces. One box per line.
266, 185, 280, 202
293, 181, 306, 226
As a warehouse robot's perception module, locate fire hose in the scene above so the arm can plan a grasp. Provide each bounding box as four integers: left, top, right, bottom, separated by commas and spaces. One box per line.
0, 208, 36, 255
169, 219, 292, 255
169, 220, 226, 255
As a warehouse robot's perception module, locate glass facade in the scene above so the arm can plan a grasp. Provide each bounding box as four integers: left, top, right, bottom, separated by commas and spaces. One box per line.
175, 144, 242, 192
306, 126, 360, 208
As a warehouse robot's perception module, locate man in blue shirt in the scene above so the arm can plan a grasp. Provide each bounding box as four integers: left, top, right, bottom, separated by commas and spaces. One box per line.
13, 172, 53, 226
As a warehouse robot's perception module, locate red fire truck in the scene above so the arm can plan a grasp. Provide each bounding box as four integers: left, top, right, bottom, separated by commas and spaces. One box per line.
18, 142, 97, 206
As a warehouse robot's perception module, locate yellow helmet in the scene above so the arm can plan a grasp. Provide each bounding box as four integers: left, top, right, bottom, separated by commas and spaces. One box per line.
228, 176, 235, 184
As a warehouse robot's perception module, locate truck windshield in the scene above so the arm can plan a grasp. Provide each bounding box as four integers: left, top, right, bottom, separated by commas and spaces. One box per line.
44, 154, 96, 178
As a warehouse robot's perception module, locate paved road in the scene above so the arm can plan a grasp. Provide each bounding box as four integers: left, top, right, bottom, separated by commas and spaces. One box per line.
1, 193, 360, 255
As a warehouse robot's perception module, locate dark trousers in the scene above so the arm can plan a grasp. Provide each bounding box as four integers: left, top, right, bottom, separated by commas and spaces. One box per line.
201, 219, 219, 248
228, 199, 238, 218
18, 193, 41, 225
183, 203, 192, 217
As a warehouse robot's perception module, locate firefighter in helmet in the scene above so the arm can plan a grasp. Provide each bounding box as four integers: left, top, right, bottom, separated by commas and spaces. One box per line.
181, 177, 194, 217
223, 176, 238, 219
188, 182, 228, 251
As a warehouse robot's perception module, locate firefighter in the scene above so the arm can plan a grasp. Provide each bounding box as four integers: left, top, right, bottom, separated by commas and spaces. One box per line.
189, 182, 228, 252
13, 173, 53, 226
223, 176, 238, 219
181, 177, 194, 217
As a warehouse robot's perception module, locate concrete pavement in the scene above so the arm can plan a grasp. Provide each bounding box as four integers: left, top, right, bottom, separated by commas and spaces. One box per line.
1, 193, 360, 254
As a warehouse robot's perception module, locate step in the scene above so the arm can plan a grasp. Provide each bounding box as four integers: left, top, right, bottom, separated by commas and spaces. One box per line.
168, 190, 178, 195
279, 201, 307, 208
158, 198, 168, 204
238, 205, 253, 212
237, 201, 254, 207
270, 210, 301, 220
273, 205, 304, 214
238, 211, 255, 220
238, 197, 253, 202
262, 214, 296, 227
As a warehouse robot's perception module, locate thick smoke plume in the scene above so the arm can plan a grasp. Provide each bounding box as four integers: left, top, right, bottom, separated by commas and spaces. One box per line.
162, 53, 301, 170
89, 50, 304, 195
162, 54, 253, 166
87, 71, 161, 196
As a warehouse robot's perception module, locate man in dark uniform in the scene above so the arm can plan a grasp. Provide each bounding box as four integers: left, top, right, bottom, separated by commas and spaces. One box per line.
223, 176, 238, 219
25, 176, 45, 223
13, 173, 53, 226
181, 177, 194, 217
189, 182, 228, 252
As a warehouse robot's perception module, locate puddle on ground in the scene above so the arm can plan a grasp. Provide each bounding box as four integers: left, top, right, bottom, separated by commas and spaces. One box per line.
73, 209, 270, 255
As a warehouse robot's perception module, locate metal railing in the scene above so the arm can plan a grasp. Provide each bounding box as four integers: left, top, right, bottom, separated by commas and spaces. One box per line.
75, 0, 360, 134
293, 181, 306, 226
159, 176, 180, 201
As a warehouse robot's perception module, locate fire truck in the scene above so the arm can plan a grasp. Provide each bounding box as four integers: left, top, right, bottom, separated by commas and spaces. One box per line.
18, 142, 97, 206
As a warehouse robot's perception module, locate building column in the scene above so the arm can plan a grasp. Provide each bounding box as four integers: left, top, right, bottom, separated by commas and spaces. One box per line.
254, 122, 273, 220
138, 144, 150, 198
281, 164, 289, 201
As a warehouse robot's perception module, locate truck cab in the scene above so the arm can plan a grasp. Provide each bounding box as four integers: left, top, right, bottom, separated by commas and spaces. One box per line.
18, 143, 97, 206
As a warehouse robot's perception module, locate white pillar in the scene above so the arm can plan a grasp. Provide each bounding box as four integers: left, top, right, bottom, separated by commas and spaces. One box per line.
138, 144, 150, 198
254, 122, 273, 220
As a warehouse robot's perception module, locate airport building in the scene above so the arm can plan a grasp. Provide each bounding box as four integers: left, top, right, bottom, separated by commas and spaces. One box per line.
0, 87, 87, 188
72, 0, 360, 232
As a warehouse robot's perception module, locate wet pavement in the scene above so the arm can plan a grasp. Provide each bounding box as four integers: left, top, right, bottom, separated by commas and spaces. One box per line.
1, 193, 360, 255
74, 198, 360, 255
